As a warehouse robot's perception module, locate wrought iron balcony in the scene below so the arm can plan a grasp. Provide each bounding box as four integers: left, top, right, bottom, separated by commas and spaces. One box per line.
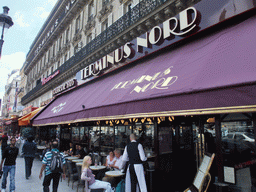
21, 0, 171, 104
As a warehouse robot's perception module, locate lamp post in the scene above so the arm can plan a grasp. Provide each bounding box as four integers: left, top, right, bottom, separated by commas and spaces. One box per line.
0, 6, 14, 59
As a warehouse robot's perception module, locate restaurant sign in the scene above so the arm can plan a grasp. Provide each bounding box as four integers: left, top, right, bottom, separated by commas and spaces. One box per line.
81, 7, 199, 80
53, 79, 77, 95
42, 70, 60, 85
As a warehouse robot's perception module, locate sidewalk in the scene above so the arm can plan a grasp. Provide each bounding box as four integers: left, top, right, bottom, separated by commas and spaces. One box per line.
1, 155, 79, 192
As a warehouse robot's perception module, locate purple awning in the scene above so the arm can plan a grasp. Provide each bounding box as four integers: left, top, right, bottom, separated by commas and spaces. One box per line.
33, 16, 256, 126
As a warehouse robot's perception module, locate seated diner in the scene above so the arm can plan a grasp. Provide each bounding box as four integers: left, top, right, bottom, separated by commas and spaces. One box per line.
81, 156, 115, 192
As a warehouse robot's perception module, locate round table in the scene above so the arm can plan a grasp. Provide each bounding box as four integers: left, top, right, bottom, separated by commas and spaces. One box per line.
72, 159, 83, 163
105, 170, 125, 177
66, 156, 79, 161
76, 162, 83, 167
90, 166, 106, 171
37, 146, 46, 150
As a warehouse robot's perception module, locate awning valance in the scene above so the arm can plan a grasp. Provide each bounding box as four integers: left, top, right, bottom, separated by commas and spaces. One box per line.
32, 16, 256, 126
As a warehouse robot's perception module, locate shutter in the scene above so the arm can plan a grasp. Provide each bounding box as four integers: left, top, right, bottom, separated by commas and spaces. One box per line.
85, 5, 88, 22
97, 23, 101, 35
108, 13, 113, 26
92, 28, 96, 39
118, 4, 124, 18
94, 0, 98, 14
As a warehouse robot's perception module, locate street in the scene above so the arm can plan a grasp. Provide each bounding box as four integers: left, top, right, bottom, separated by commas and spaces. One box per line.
1, 155, 76, 192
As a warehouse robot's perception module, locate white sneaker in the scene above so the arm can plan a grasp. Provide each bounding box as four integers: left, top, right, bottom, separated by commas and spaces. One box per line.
1, 189, 6, 192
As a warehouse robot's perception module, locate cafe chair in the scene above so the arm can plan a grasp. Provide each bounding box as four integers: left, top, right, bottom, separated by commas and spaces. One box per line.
67, 160, 79, 189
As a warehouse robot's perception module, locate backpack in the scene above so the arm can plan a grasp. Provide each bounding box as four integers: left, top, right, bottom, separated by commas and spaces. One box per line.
115, 179, 125, 192
49, 151, 63, 173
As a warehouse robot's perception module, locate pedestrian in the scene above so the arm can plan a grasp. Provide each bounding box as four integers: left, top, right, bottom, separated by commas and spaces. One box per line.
39, 140, 66, 192
0, 137, 19, 192
122, 133, 148, 192
22, 136, 37, 179
0, 132, 8, 156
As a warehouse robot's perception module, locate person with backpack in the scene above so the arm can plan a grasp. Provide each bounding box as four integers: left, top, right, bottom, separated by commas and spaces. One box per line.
22, 136, 37, 179
39, 140, 66, 192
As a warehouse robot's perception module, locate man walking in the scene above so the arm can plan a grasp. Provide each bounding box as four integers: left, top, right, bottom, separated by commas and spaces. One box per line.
0, 137, 19, 192
39, 140, 66, 192
122, 134, 148, 192
22, 136, 37, 179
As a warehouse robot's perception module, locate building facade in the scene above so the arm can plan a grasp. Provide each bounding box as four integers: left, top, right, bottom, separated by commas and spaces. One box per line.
21, 0, 199, 107
24, 0, 256, 191
2, 69, 23, 118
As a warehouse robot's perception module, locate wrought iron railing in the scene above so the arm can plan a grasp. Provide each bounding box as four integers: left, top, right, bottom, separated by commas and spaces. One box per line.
21, 0, 168, 104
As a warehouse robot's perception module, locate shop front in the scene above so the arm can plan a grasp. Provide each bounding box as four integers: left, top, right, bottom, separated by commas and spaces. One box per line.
31, 1, 256, 191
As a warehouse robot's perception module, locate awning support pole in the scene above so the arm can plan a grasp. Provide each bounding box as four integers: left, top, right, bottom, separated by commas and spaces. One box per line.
215, 114, 224, 182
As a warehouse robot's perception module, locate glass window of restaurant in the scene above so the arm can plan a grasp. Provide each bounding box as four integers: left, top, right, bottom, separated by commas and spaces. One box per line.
195, 113, 256, 191
69, 120, 156, 163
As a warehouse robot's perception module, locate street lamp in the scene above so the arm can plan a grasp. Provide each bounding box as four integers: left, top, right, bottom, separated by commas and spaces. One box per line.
0, 6, 14, 59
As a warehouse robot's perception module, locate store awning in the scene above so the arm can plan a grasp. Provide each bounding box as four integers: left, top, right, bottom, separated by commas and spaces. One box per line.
32, 16, 256, 126
19, 107, 44, 126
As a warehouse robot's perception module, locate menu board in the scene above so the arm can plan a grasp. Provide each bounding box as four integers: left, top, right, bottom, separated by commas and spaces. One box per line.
193, 170, 205, 190
224, 166, 235, 184
199, 155, 212, 173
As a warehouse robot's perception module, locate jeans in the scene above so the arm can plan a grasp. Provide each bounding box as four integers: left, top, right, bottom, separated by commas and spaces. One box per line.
1, 165, 16, 191
24, 157, 34, 178
43, 173, 61, 192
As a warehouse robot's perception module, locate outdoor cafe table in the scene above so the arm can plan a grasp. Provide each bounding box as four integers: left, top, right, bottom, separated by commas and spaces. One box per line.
71, 159, 84, 163
105, 170, 125, 177
37, 146, 46, 150
90, 166, 106, 171
66, 156, 79, 161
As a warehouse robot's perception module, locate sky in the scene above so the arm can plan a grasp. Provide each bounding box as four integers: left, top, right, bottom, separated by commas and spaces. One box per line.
0, 0, 58, 101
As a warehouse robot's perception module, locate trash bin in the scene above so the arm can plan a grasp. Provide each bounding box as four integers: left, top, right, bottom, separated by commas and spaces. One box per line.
214, 182, 229, 192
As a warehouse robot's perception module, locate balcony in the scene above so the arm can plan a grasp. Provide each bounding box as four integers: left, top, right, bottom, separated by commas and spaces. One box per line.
21, 0, 194, 105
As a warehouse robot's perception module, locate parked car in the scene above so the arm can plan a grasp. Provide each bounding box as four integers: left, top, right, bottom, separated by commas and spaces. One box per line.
224, 132, 255, 143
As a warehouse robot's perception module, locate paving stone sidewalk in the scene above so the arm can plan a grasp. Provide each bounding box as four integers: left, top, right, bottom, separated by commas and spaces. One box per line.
1, 155, 79, 192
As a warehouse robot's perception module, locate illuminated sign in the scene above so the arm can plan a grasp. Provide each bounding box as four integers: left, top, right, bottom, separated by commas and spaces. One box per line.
42, 70, 60, 85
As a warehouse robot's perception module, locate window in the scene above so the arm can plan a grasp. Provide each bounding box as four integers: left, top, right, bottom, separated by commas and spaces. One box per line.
59, 36, 62, 51
53, 44, 55, 57
66, 27, 70, 43
75, 15, 80, 34
48, 50, 51, 62
64, 54, 68, 62
125, 2, 133, 14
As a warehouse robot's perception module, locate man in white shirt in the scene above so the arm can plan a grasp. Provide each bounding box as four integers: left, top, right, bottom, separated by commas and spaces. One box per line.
109, 149, 122, 170
122, 134, 148, 192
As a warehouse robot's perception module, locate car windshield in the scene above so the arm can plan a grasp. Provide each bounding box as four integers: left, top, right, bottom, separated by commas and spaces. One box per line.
244, 133, 254, 139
